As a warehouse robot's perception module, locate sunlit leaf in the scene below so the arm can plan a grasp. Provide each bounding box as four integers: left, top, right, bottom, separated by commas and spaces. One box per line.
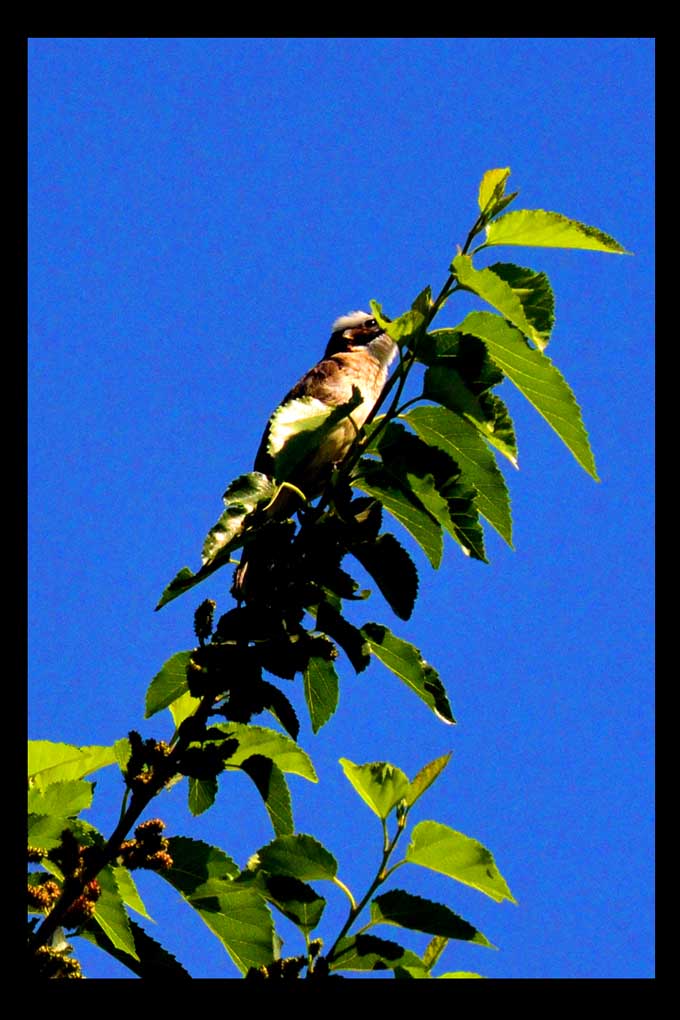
362, 623, 455, 724
485, 209, 630, 253
459, 310, 599, 479
145, 650, 192, 719
406, 820, 516, 904
339, 759, 410, 819
304, 656, 339, 733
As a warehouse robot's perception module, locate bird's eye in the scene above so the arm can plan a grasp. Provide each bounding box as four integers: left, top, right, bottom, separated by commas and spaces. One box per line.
365, 318, 377, 328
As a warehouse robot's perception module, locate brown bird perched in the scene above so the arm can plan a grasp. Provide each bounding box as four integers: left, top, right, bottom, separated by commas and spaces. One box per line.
232, 310, 398, 599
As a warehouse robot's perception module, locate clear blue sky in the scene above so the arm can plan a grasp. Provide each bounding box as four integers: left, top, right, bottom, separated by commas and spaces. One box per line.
28, 37, 654, 979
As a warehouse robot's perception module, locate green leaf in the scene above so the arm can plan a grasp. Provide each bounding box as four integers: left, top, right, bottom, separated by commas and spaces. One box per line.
161, 838, 278, 974
78, 917, 191, 979
478, 167, 511, 214
362, 623, 455, 724
485, 209, 630, 254
239, 755, 294, 837
155, 563, 220, 611
406, 820, 516, 904
27, 779, 93, 817
254, 873, 326, 934
217, 723, 318, 782
27, 816, 102, 852
406, 405, 512, 546
460, 310, 599, 479
303, 656, 339, 733
329, 934, 424, 973
169, 690, 202, 730
353, 461, 443, 569
406, 753, 452, 808
418, 343, 519, 467
28, 741, 117, 790
452, 254, 546, 350
246, 833, 337, 882
165, 836, 240, 897
188, 777, 218, 816
350, 532, 418, 621
422, 934, 449, 972
411, 285, 432, 316
438, 971, 486, 978
488, 261, 555, 347
370, 301, 425, 342
92, 864, 139, 960
339, 759, 410, 820
202, 472, 277, 565
145, 650, 192, 719
370, 889, 494, 947
111, 866, 152, 920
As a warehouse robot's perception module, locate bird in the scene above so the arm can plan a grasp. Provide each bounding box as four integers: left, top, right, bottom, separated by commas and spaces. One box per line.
232, 310, 398, 600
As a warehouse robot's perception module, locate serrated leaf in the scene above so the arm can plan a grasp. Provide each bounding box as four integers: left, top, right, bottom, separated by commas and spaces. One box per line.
188, 776, 218, 816
362, 623, 455, 724
452, 254, 546, 350
350, 532, 418, 621
28, 741, 117, 790
478, 167, 511, 214
405, 405, 512, 546
27, 815, 102, 852
459, 310, 599, 479
339, 759, 410, 820
27, 779, 93, 817
165, 836, 240, 897
370, 889, 494, 947
111, 866, 152, 920
256, 873, 326, 934
304, 656, 339, 733
78, 916, 191, 978
161, 838, 274, 973
215, 723, 317, 782
329, 933, 424, 973
145, 650, 192, 719
113, 737, 132, 774
406, 820, 516, 904
259, 681, 300, 740
239, 755, 293, 837
247, 833, 337, 882
162, 842, 277, 975
353, 461, 443, 569
93, 864, 139, 960
485, 209, 630, 254
203, 472, 278, 565
488, 261, 555, 346
155, 563, 220, 611
315, 600, 370, 673
423, 934, 449, 971
406, 753, 452, 807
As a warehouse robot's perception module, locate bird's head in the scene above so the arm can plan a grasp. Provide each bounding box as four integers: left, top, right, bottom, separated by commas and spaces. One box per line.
324, 310, 397, 368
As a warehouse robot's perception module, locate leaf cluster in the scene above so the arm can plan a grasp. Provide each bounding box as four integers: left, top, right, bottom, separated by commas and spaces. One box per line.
28, 168, 627, 978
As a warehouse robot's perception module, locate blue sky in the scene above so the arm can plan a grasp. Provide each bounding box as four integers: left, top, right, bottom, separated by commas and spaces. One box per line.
28, 37, 654, 979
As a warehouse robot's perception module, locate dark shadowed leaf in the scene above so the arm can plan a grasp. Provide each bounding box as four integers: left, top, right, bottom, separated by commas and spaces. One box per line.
370, 889, 494, 947
239, 755, 294, 837
350, 532, 418, 620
